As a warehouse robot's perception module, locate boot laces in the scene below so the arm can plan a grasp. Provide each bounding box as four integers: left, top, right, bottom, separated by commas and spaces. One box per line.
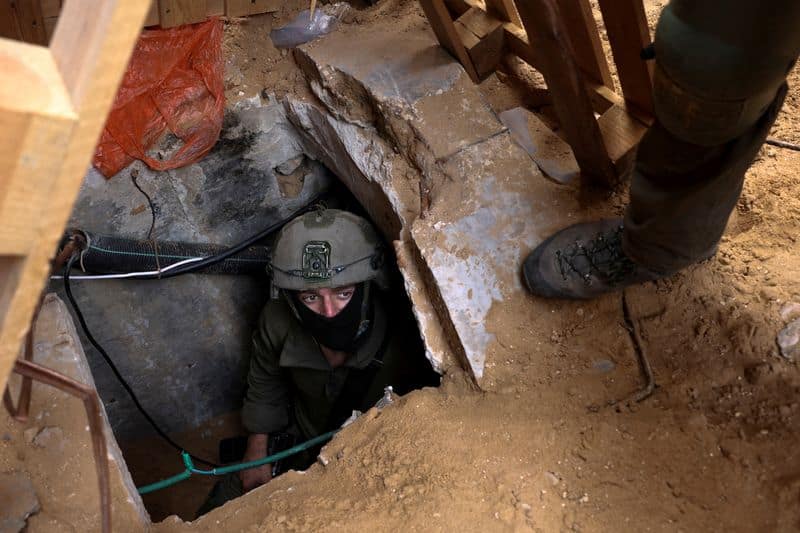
555, 225, 636, 286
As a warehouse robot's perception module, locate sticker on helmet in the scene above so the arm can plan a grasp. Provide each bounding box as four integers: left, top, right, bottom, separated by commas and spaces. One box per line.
302, 241, 332, 279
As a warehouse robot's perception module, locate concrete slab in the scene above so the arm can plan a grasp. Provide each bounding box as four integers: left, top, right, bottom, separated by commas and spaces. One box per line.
412, 132, 581, 382
499, 107, 580, 185
295, 23, 505, 204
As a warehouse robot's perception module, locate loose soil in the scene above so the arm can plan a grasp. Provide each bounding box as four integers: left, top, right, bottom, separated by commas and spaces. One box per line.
61, 1, 800, 531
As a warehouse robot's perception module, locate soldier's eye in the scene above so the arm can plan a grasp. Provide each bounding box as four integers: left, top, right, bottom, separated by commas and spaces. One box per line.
301, 294, 318, 303
337, 290, 354, 300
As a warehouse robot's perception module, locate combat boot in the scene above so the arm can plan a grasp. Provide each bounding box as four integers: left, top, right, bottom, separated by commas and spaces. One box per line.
522, 218, 664, 299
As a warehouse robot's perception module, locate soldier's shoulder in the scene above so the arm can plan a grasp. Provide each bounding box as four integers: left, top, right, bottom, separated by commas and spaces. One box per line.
257, 298, 297, 342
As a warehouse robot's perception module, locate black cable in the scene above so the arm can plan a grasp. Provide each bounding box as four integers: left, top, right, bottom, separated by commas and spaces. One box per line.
116, 198, 321, 281
130, 169, 157, 241
63, 254, 219, 467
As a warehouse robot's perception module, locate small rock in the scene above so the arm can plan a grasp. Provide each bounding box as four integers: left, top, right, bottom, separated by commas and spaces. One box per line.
31, 426, 64, 449
317, 454, 329, 467
592, 359, 615, 374
579, 494, 589, 504
777, 318, 800, 360
544, 471, 560, 486
0, 471, 40, 532
276, 155, 305, 176
780, 302, 800, 321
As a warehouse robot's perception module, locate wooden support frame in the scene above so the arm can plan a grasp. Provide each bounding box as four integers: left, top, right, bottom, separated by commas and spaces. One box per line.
422, 0, 654, 186
0, 0, 151, 392
515, 0, 617, 185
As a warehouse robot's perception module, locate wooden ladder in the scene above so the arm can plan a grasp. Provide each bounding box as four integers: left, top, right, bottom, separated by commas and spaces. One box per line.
419, 0, 654, 186
0, 0, 151, 391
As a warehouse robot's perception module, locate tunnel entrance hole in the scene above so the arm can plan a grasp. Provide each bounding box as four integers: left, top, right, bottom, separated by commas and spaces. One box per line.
62, 153, 441, 521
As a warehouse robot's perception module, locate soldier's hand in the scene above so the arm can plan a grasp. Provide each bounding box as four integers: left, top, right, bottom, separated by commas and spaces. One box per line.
239, 463, 273, 492
239, 433, 273, 492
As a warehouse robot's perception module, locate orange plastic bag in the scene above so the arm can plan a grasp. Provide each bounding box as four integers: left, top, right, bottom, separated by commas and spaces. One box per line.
93, 18, 225, 178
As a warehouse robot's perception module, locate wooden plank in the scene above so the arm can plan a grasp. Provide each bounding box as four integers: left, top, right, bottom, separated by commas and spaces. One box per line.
43, 16, 58, 40
485, 0, 520, 25
0, 40, 77, 254
225, 0, 279, 17
12, 0, 48, 44
499, 107, 580, 184
514, 0, 617, 185
0, 1, 21, 40
597, 0, 653, 114
444, 0, 624, 114
419, 0, 480, 83
557, 0, 613, 88
0, 0, 151, 392
158, 0, 207, 28
597, 104, 648, 170
454, 7, 504, 79
144, 0, 160, 26
40, 0, 61, 18
207, 0, 225, 16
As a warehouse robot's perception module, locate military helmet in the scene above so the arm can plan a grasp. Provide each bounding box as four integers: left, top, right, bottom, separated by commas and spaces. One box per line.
270, 209, 387, 291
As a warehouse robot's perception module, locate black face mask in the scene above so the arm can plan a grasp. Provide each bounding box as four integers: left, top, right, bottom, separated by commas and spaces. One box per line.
291, 283, 372, 352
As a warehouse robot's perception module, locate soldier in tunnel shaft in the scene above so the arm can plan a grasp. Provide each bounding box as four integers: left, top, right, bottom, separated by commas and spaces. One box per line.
199, 208, 437, 515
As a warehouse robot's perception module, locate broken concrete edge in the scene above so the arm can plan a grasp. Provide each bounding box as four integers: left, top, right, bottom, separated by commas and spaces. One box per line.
282, 96, 413, 241
393, 240, 456, 375
293, 41, 451, 217
37, 293, 150, 528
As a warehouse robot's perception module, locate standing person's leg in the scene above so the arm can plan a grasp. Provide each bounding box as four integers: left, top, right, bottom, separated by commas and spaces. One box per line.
523, 0, 800, 299
623, 86, 786, 274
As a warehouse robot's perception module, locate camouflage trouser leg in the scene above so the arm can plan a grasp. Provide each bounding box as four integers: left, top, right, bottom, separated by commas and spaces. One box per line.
195, 473, 243, 518
622, 85, 787, 274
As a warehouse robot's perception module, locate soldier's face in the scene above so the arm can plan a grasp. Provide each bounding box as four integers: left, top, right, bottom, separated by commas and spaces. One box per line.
297, 285, 356, 318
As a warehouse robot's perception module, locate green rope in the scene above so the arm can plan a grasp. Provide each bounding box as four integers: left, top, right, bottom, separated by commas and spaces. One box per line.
137, 430, 338, 495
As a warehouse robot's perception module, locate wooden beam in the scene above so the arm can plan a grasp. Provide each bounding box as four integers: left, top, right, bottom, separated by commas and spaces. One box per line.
207, 0, 225, 16
597, 0, 653, 114
0, 1, 21, 40
144, 0, 160, 26
0, 0, 151, 392
454, 7, 505, 80
0, 40, 76, 255
445, 0, 628, 115
11, 0, 48, 44
557, 0, 614, 89
597, 104, 648, 165
158, 0, 207, 28
485, 0, 520, 25
514, 0, 617, 185
40, 0, 62, 19
225, 0, 279, 17
419, 0, 480, 83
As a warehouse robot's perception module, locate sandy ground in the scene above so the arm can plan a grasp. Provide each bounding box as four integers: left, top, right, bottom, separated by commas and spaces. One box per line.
143, 1, 800, 531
